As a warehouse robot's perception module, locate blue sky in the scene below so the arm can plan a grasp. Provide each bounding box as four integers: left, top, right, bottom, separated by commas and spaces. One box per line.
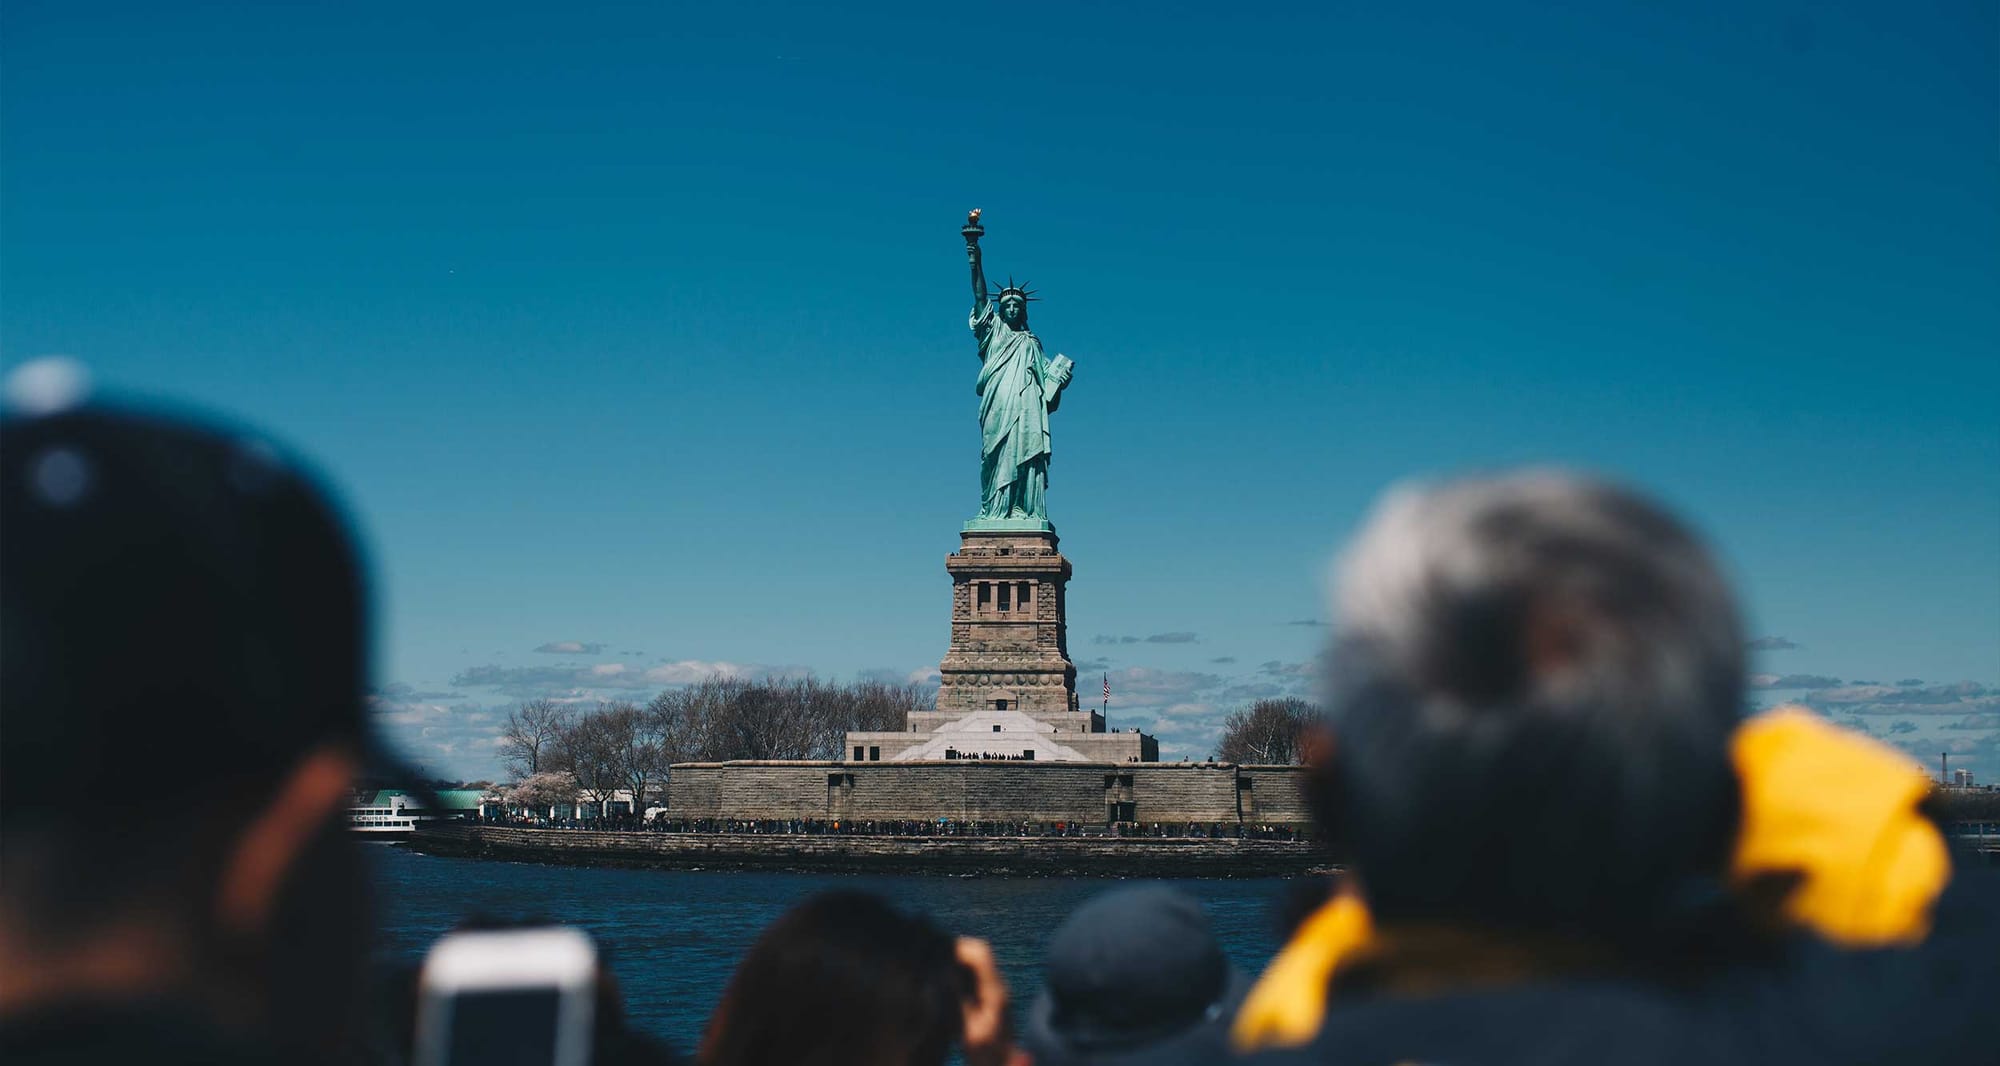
5, 1, 1995, 779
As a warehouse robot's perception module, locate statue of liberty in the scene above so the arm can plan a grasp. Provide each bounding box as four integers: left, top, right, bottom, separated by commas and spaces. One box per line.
962, 209, 1074, 528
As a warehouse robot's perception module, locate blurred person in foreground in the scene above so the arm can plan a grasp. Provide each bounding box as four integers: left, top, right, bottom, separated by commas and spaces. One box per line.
0, 398, 386, 1066
1022, 884, 1250, 1065
699, 890, 1024, 1066
1230, 472, 1998, 1066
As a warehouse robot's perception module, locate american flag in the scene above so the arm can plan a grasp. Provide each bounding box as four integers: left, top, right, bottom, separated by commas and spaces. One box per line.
1102, 674, 1111, 703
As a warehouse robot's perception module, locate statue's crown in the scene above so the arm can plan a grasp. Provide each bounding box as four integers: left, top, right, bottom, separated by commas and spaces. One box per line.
990, 276, 1040, 302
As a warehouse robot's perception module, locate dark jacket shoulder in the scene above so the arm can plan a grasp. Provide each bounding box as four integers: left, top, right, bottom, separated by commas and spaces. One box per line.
1245, 870, 2000, 1066
1, 1002, 279, 1066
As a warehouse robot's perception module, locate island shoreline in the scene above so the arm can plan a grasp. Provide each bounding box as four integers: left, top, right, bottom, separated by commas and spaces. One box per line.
407, 823, 1333, 879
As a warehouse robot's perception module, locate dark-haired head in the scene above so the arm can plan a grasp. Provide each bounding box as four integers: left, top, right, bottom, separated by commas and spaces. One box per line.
700, 891, 966, 1066
1313, 471, 1746, 948
1, 402, 379, 1062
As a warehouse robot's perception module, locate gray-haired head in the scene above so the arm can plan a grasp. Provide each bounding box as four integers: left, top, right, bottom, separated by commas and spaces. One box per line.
1317, 470, 1745, 937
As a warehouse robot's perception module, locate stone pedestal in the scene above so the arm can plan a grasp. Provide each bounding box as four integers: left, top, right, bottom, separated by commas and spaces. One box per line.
936, 529, 1079, 719
843, 527, 1155, 764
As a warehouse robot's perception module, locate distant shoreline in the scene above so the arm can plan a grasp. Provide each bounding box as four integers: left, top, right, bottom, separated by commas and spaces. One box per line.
407, 823, 1333, 879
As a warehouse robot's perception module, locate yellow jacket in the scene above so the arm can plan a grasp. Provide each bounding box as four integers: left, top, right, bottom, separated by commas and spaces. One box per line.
1232, 708, 1950, 1052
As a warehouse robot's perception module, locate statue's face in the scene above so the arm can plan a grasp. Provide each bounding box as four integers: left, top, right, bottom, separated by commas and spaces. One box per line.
1000, 294, 1026, 325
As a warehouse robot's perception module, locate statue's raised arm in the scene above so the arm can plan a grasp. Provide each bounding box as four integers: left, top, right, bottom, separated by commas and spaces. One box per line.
964, 208, 988, 315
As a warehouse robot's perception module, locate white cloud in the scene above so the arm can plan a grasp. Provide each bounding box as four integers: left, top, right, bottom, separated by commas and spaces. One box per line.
453, 659, 785, 698
534, 641, 608, 655
374, 701, 451, 727
641, 659, 763, 684
369, 688, 519, 780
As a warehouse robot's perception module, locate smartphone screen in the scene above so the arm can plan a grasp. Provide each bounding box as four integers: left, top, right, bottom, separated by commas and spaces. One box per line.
415, 927, 596, 1066
438, 989, 563, 1066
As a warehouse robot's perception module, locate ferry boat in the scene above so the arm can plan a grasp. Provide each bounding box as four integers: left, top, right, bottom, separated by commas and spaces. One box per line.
348, 792, 423, 837
347, 789, 491, 838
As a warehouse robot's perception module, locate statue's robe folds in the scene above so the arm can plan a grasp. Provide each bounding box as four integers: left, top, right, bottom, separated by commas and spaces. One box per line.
972, 302, 1071, 518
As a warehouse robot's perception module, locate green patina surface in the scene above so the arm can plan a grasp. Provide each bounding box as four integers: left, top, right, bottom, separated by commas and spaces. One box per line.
963, 212, 1073, 528
962, 515, 1056, 533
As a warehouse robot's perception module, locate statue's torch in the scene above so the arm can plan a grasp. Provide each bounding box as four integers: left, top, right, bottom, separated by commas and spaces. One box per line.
963, 208, 984, 246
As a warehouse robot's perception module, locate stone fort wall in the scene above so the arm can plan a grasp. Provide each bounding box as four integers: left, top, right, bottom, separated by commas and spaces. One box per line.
665, 761, 1312, 827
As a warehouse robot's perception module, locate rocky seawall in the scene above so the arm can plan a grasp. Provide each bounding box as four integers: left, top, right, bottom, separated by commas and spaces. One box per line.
407, 823, 1331, 879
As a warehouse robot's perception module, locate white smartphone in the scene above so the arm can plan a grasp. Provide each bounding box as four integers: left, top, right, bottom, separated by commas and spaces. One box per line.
412, 926, 598, 1066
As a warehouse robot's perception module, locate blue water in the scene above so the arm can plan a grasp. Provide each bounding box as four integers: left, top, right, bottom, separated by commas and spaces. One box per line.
370, 844, 1304, 1049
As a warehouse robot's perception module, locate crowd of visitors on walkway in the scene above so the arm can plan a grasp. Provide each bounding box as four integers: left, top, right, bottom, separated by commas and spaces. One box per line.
499, 815, 1312, 840
584, 816, 1312, 840
645, 816, 1094, 836
5, 404, 1996, 1066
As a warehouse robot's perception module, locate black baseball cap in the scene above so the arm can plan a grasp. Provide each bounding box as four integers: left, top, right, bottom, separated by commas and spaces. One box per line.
1024, 885, 1252, 1066
1, 398, 414, 825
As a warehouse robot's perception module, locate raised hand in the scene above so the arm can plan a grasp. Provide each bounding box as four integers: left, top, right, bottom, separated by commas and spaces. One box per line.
964, 207, 986, 257
967, 212, 990, 300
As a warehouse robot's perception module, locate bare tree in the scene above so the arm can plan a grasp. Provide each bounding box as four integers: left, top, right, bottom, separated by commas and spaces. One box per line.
500, 699, 571, 778
711, 678, 820, 761
541, 677, 945, 784
647, 679, 739, 763
853, 679, 932, 729
800, 679, 929, 759
1215, 698, 1319, 764
600, 701, 668, 815
549, 705, 624, 818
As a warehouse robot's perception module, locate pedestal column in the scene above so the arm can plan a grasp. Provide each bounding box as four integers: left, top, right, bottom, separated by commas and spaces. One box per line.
933, 530, 1080, 720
